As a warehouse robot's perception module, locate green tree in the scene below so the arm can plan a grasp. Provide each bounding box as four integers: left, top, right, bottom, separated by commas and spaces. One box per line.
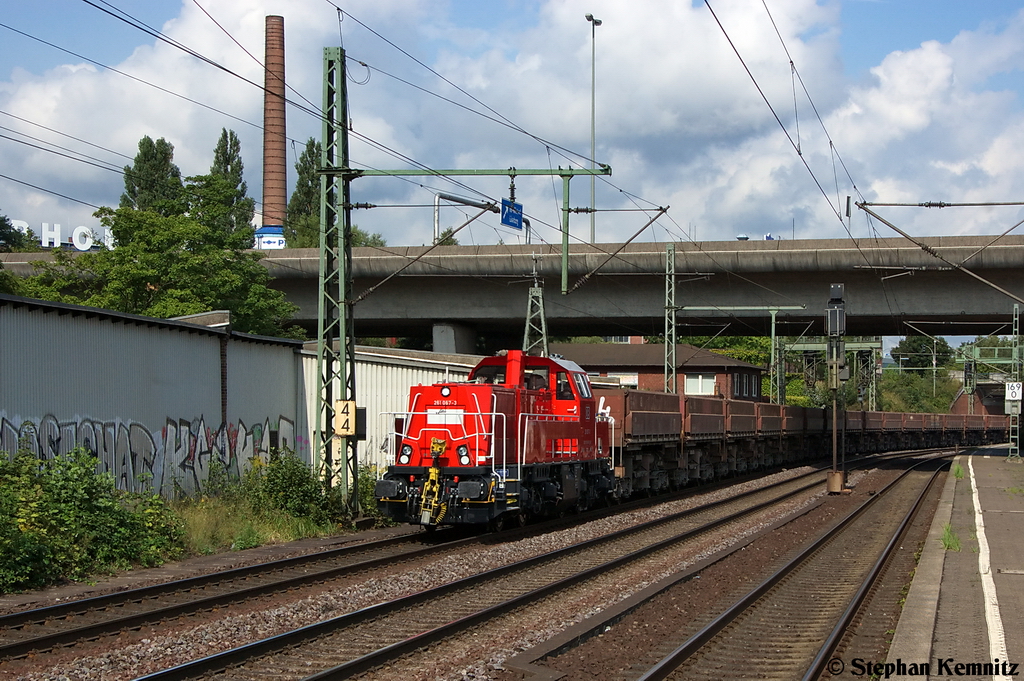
0, 212, 29, 252
284, 138, 320, 248
185, 173, 254, 250
434, 227, 459, 246
960, 335, 1013, 350
207, 129, 255, 239
0, 265, 16, 295
0, 214, 16, 294
120, 136, 185, 217
21, 207, 302, 337
0, 212, 28, 294
648, 335, 771, 367
351, 225, 386, 247
891, 336, 952, 370
284, 138, 385, 248
879, 370, 959, 413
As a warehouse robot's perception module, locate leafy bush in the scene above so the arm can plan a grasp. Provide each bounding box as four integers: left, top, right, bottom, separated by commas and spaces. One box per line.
0, 447, 184, 593
357, 464, 396, 526
242, 449, 348, 526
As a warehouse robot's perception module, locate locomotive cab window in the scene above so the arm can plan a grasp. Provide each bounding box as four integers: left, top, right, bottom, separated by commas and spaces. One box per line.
524, 365, 550, 391
472, 365, 505, 384
555, 371, 575, 400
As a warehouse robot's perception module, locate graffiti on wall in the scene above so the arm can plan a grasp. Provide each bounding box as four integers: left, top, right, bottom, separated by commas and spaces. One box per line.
0, 412, 305, 496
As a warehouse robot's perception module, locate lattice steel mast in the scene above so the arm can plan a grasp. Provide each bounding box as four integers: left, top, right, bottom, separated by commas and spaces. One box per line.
316, 47, 357, 511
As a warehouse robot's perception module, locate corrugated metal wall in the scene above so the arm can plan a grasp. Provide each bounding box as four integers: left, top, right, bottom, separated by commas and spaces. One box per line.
298, 350, 476, 471
1, 299, 307, 497
226, 341, 308, 459
2, 297, 484, 496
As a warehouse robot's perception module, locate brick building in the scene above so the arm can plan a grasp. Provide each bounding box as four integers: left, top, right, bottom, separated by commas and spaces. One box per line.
547, 343, 764, 400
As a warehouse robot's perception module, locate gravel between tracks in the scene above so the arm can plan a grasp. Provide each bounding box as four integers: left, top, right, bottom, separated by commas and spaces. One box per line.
7, 465, 820, 681
358, 467, 880, 681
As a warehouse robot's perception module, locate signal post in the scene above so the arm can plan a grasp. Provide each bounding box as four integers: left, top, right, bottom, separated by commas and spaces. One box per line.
826, 284, 848, 493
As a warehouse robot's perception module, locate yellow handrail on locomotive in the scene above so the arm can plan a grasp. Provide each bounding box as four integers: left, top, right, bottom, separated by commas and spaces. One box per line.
419, 438, 448, 525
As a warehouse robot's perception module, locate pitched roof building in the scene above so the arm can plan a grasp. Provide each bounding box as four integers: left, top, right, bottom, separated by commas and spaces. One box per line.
547, 342, 765, 400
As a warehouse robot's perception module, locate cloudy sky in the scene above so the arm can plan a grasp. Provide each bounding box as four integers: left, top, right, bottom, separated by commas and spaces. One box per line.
2, 0, 1023, 254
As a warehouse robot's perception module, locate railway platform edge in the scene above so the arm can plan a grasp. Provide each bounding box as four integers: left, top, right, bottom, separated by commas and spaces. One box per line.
885, 445, 1024, 679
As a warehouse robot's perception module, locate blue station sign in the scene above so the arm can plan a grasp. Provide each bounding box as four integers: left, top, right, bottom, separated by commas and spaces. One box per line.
501, 199, 524, 230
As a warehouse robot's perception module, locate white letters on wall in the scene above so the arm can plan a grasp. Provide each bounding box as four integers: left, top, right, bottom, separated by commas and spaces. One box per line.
10, 220, 103, 251
72, 226, 94, 250
41, 223, 61, 248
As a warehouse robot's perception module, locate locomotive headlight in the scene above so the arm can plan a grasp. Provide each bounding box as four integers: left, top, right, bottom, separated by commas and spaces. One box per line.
399, 444, 413, 464
457, 445, 471, 466
440, 386, 451, 397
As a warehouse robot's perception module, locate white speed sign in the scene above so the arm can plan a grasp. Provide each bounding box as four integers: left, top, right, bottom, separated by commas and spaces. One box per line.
1006, 382, 1023, 401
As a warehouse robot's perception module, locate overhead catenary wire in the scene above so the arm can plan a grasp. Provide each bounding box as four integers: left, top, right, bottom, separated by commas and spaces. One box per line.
74, 0, 674, 270
736, 0, 909, 330
0, 173, 101, 209
0, 127, 269, 214
0, 21, 261, 132
0, 15, 492, 224
9, 3, 890, 340
762, 0, 1020, 329
759, 0, 864, 206
0, 129, 125, 173
3, 4, 657, 338
705, 0, 845, 226
858, 203, 1024, 307
0, 109, 133, 161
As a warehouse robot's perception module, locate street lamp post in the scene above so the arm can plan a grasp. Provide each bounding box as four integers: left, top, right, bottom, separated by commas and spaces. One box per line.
586, 13, 601, 244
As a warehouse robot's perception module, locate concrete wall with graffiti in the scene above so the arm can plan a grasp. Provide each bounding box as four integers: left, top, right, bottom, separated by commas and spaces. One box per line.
0, 296, 309, 497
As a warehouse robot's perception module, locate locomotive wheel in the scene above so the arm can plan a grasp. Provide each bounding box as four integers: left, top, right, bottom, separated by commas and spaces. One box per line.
489, 515, 505, 532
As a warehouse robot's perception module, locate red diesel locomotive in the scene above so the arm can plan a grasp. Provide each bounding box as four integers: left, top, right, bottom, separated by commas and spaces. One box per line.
374, 350, 618, 528
375, 349, 1009, 529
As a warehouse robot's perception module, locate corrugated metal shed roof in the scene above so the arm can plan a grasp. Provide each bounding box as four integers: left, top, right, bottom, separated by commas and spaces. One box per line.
547, 342, 762, 372
0, 293, 303, 348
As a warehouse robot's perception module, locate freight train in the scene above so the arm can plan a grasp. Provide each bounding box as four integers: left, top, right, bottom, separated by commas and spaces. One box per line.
374, 349, 1008, 529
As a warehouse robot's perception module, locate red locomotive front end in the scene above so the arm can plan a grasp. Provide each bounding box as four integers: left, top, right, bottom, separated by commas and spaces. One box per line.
375, 350, 616, 529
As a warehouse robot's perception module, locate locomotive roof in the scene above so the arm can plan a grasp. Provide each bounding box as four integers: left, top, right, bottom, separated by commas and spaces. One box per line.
473, 352, 587, 374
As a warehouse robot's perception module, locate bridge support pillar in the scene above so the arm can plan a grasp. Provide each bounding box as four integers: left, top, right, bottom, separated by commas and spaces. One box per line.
433, 322, 476, 354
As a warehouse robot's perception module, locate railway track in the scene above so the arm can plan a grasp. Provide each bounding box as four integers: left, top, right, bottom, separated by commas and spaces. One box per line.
633, 458, 943, 681
1, 450, 933, 675
0, 457, 849, 662
132, 469, 830, 680
0, 532, 459, 660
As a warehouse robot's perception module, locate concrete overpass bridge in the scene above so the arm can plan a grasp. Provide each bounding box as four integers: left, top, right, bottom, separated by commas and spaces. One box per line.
262, 234, 1024, 352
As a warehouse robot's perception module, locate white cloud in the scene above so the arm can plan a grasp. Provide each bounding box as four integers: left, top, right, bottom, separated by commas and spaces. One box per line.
1, 0, 1023, 248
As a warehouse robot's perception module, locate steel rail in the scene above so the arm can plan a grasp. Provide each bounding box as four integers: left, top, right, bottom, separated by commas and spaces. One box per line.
0, 532, 456, 659
635, 458, 942, 681
1, 457, 833, 661
495, 449, 955, 677
0, 448, 938, 663
134, 472, 826, 680
801, 460, 945, 681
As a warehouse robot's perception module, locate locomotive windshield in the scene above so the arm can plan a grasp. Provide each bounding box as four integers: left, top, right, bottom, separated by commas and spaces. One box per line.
472, 365, 506, 384
573, 373, 593, 398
